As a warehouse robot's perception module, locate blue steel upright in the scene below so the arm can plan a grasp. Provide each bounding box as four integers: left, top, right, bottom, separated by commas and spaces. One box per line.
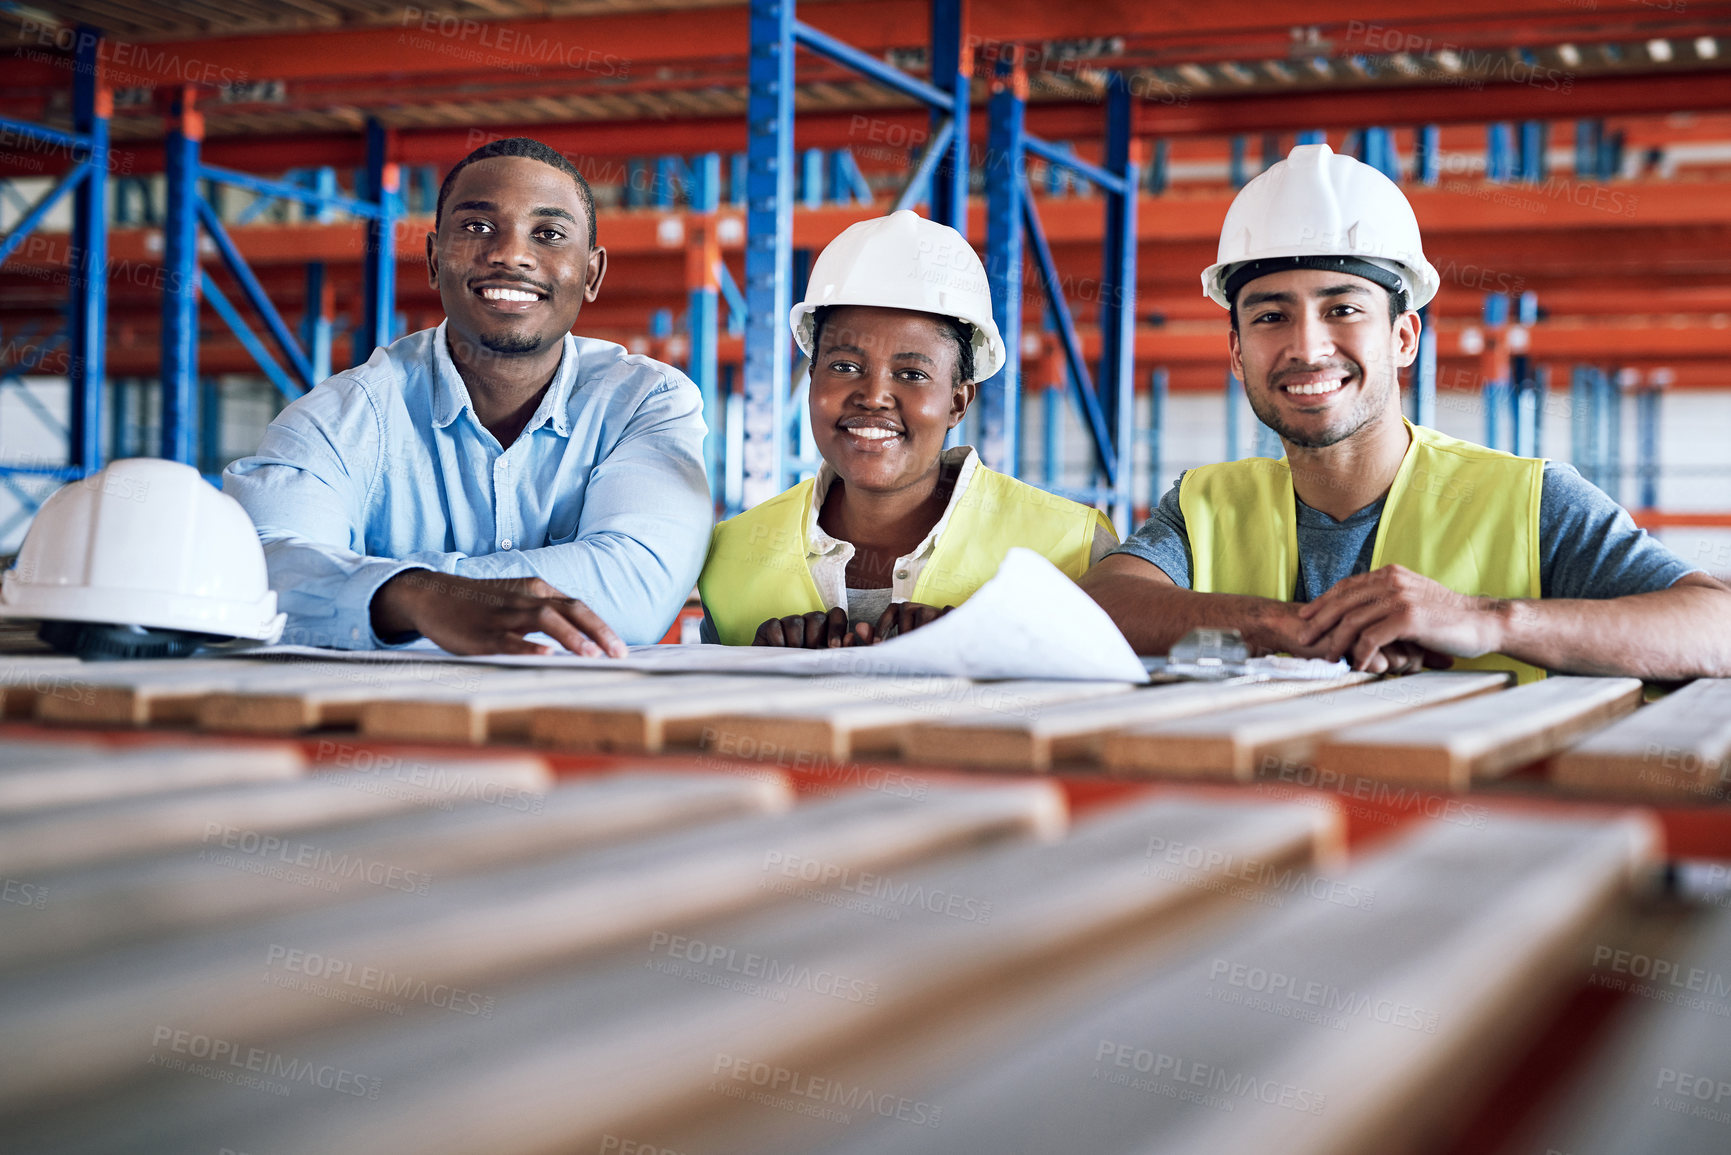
160, 88, 201, 465
742, 0, 794, 507
1099, 74, 1138, 533
980, 51, 1025, 477
927, 0, 969, 235
357, 118, 398, 364
67, 26, 107, 472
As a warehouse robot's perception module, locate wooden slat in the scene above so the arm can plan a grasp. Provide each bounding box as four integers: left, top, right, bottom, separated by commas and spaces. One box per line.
902, 675, 1372, 771
0, 757, 549, 876
0, 772, 794, 971
701, 680, 1135, 761
1517, 903, 1731, 1155
12, 796, 1342, 1155
1101, 672, 1511, 781
1551, 678, 1731, 801
1312, 676, 1644, 791
530, 676, 972, 753
0, 783, 1064, 1114
30, 658, 312, 725
0, 655, 86, 717
0, 740, 306, 814
363, 673, 753, 744
196, 666, 641, 734
807, 812, 1660, 1155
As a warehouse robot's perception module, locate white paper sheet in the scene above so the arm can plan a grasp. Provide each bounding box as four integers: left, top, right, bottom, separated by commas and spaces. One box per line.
242, 548, 1151, 683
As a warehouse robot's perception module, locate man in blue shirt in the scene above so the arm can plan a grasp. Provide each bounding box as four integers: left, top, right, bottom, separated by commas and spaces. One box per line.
224, 138, 711, 655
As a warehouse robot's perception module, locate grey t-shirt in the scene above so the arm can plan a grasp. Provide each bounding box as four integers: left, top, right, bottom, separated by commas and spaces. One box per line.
1113, 461, 1695, 602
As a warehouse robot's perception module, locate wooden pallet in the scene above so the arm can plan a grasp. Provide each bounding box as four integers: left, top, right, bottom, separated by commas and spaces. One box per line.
0, 739, 306, 813
0, 782, 1063, 1115
1100, 671, 1511, 781
901, 675, 1373, 772
1312, 676, 1644, 791
699, 679, 1135, 761
1550, 678, 1731, 802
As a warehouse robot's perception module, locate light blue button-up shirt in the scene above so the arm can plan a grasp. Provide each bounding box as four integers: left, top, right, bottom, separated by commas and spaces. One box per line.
223, 322, 712, 649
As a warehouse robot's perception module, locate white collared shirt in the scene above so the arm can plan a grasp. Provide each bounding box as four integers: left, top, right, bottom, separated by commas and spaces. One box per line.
803, 446, 1117, 623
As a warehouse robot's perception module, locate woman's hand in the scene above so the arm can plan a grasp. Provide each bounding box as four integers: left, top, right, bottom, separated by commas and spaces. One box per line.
871, 601, 953, 641
752, 607, 872, 648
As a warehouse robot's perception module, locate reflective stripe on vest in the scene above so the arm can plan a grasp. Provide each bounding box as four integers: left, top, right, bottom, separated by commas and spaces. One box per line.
1179, 420, 1546, 683
698, 465, 1112, 646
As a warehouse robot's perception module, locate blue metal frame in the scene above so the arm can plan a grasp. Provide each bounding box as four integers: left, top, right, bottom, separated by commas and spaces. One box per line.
740, 0, 971, 507
980, 52, 1026, 478
0, 26, 110, 499
1636, 381, 1661, 511
154, 101, 398, 464
927, 0, 969, 234
741, 0, 795, 508
980, 51, 1139, 529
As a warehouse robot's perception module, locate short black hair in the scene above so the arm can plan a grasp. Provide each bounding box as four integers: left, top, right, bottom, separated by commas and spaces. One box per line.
1229, 285, 1406, 332
435, 137, 597, 249
811, 305, 976, 387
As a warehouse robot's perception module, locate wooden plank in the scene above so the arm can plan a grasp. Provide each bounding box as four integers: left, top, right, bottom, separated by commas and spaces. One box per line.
1551, 678, 1731, 802
195, 666, 640, 734
531, 676, 972, 753
1101, 672, 1512, 781
701, 680, 1136, 761
0, 655, 87, 717
9, 796, 1343, 1155
902, 674, 1373, 771
804, 812, 1660, 1155
0, 740, 306, 814
29, 658, 333, 725
1313, 676, 1644, 791
363, 673, 752, 745
1517, 903, 1731, 1155
0, 771, 795, 971
0, 783, 1064, 1114
0, 756, 550, 876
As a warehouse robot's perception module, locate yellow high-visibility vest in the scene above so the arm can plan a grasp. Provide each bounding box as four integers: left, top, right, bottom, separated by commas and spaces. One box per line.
1178, 419, 1545, 682
699, 464, 1113, 646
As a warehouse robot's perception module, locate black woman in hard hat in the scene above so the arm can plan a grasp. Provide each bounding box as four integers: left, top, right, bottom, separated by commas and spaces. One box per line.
1081, 144, 1731, 680
699, 210, 1117, 647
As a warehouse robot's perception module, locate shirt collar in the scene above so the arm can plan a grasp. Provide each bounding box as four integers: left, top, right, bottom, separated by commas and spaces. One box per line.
806, 445, 980, 559
429, 320, 579, 439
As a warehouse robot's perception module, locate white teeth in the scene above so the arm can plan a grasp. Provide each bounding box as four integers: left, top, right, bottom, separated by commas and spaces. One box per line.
480, 287, 540, 302
1287, 379, 1345, 396
847, 427, 899, 441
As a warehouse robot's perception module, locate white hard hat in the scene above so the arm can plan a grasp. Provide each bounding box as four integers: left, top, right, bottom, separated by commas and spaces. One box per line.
0, 458, 285, 659
790, 209, 1006, 383
1202, 143, 1440, 311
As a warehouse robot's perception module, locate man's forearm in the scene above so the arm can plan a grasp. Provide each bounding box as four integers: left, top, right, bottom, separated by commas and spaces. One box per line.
1080, 561, 1296, 656
1494, 577, 1731, 678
